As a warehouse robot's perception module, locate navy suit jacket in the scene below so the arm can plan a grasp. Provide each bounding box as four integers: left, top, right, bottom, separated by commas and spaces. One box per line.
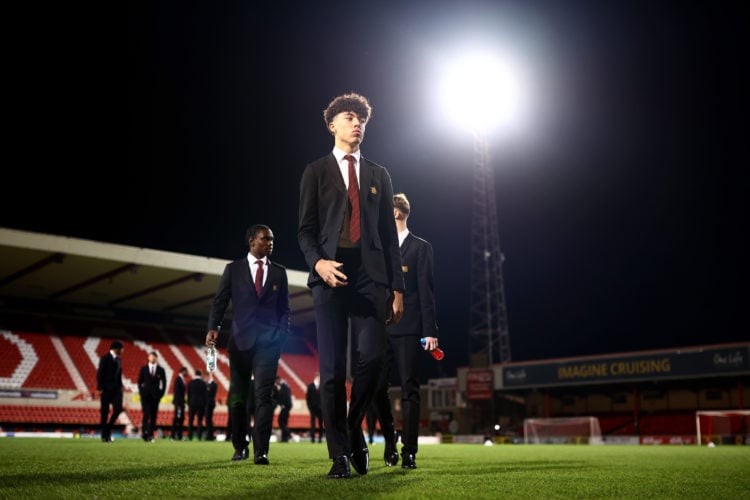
207, 257, 290, 352
298, 153, 404, 291
173, 376, 186, 407
137, 364, 167, 400
387, 233, 439, 339
96, 352, 122, 393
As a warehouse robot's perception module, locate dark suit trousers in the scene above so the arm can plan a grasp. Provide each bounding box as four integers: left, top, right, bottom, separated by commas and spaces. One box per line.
394, 335, 422, 454
140, 396, 159, 439
228, 342, 281, 455
312, 248, 388, 459
100, 389, 123, 439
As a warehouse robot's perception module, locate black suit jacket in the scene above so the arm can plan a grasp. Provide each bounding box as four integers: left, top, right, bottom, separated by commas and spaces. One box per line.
187, 378, 207, 410
298, 153, 404, 291
138, 364, 167, 400
387, 233, 439, 338
207, 257, 290, 352
173, 376, 186, 407
306, 382, 321, 413
96, 352, 122, 393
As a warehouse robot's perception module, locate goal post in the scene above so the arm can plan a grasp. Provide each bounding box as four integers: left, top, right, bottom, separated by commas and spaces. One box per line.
523, 416, 603, 444
695, 410, 750, 446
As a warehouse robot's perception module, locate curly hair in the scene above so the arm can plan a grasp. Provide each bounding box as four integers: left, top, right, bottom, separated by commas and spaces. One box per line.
323, 92, 372, 125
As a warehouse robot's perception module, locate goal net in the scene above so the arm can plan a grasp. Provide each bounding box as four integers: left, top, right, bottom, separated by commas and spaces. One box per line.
695, 410, 750, 446
524, 416, 603, 444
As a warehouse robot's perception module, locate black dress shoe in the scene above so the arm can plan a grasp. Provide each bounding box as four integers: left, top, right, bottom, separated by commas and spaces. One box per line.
401, 453, 417, 469
327, 455, 351, 479
350, 446, 369, 475
254, 452, 269, 465
231, 448, 249, 461
384, 441, 399, 467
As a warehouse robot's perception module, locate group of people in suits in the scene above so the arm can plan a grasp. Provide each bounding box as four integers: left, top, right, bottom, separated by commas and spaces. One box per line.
98, 347, 219, 443
97, 93, 437, 480
204, 91, 439, 479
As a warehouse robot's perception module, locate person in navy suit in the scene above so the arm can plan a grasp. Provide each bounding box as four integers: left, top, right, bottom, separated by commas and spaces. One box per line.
298, 92, 404, 479
97, 340, 124, 443
137, 351, 166, 442
206, 224, 290, 465
370, 193, 439, 470
171, 366, 188, 440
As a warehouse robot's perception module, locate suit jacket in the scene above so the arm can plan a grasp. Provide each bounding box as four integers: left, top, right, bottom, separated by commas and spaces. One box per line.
173, 375, 186, 407
96, 352, 122, 393
387, 233, 439, 339
187, 378, 207, 409
138, 364, 167, 401
207, 257, 290, 352
206, 380, 217, 408
306, 382, 321, 413
298, 153, 404, 291
273, 381, 292, 410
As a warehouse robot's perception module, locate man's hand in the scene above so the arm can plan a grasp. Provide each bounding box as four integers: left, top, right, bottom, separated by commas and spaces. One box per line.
315, 259, 349, 288
422, 336, 439, 351
206, 330, 218, 347
386, 290, 404, 325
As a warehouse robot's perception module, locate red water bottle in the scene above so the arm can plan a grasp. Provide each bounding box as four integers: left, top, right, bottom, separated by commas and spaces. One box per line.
420, 338, 444, 360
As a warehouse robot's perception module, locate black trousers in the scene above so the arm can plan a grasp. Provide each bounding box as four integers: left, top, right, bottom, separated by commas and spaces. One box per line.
100, 389, 122, 439
140, 395, 159, 439
312, 248, 388, 459
205, 403, 216, 439
188, 406, 205, 440
371, 334, 422, 454
228, 341, 281, 456
309, 408, 323, 442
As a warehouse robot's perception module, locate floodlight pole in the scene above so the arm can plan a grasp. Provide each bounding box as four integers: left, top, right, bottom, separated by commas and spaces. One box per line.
469, 130, 512, 367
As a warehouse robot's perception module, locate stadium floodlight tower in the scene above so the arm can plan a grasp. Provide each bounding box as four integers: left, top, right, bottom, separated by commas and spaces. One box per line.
438, 50, 529, 366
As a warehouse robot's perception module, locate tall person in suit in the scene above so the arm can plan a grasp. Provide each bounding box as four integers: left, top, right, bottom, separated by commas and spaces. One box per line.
97, 340, 124, 443
370, 193, 439, 470
204, 371, 217, 441
187, 369, 207, 440
206, 224, 290, 465
298, 92, 405, 479
137, 351, 166, 442
306, 372, 323, 443
171, 366, 188, 440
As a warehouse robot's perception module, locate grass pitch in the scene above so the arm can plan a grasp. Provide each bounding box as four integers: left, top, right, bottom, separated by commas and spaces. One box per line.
0, 438, 748, 499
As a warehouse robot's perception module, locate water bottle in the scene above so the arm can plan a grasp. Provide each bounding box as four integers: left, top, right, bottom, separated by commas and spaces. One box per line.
206, 346, 217, 373
420, 338, 444, 360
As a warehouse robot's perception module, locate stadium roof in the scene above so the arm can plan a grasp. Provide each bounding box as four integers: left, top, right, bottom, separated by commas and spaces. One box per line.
0, 227, 315, 330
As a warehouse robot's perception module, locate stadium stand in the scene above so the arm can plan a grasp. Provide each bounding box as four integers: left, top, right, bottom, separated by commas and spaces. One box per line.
0, 327, 319, 438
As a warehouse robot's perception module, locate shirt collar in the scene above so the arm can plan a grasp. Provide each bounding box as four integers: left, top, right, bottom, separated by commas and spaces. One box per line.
332, 147, 361, 164
248, 254, 268, 266
398, 229, 410, 247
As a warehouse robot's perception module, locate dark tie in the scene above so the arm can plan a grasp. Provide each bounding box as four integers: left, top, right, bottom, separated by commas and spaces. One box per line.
344, 154, 360, 243
255, 260, 264, 296
150, 366, 155, 377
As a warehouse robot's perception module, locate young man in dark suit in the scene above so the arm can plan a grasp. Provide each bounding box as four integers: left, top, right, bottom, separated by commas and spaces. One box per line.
298, 92, 405, 479
171, 366, 188, 440
187, 369, 207, 441
204, 372, 217, 441
137, 351, 167, 442
370, 193, 439, 470
97, 340, 124, 443
306, 372, 323, 443
206, 224, 290, 465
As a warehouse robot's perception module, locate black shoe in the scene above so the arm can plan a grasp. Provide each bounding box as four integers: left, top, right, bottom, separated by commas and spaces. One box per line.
327, 455, 351, 479
231, 448, 249, 461
254, 452, 269, 465
384, 436, 399, 467
350, 446, 369, 475
401, 453, 417, 469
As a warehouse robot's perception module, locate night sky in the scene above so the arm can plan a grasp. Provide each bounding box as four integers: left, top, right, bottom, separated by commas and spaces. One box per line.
5, 1, 747, 379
